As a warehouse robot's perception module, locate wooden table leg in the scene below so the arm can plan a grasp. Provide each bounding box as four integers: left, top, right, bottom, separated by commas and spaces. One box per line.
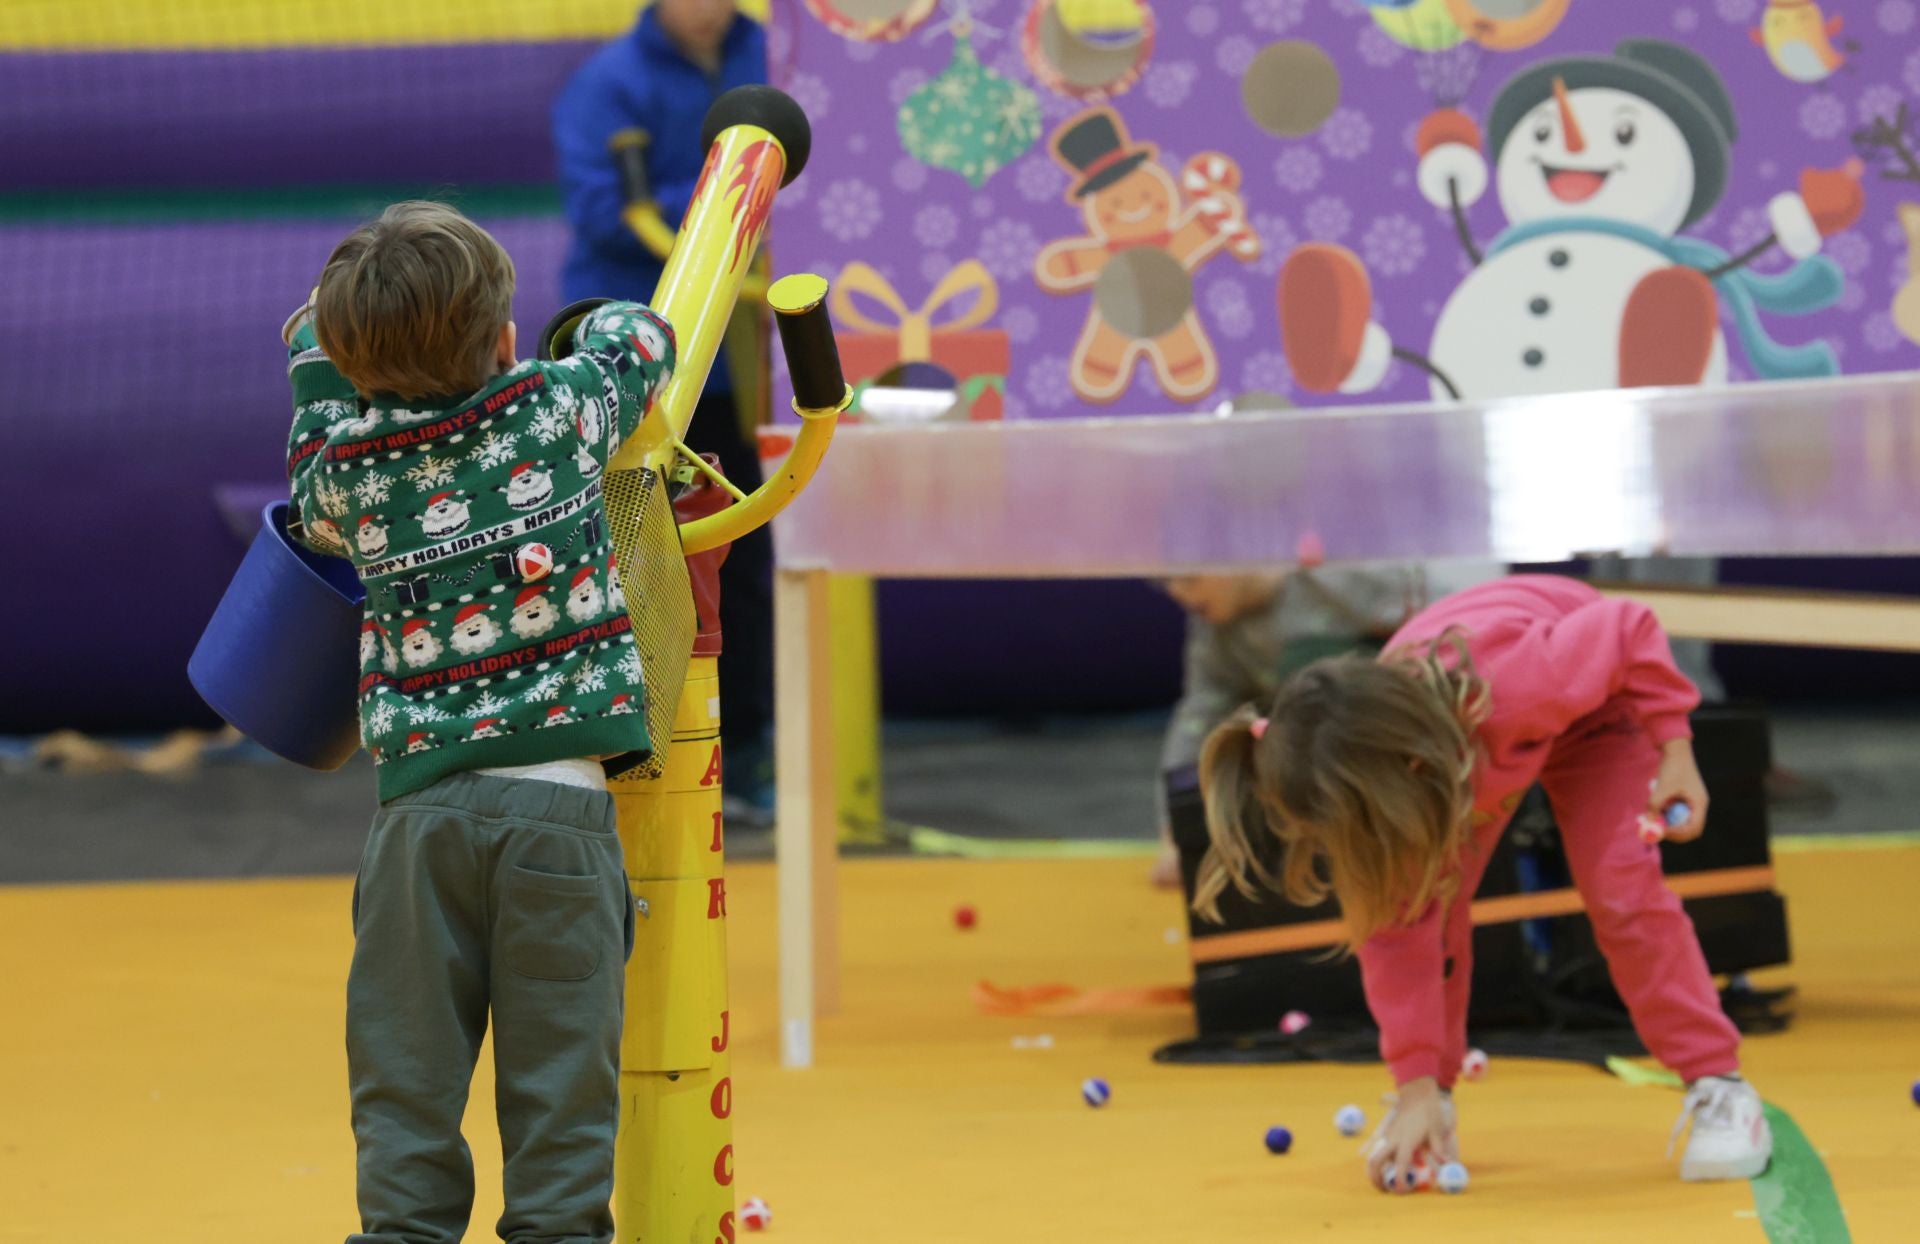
775, 567, 840, 1068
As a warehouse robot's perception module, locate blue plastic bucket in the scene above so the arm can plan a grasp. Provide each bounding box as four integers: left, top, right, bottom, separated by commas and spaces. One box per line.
189, 501, 365, 770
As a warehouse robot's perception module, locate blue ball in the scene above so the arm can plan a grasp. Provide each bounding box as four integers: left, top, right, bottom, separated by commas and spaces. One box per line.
1264, 1125, 1294, 1155
1911, 1079, 1919, 1107
1437, 1161, 1469, 1194
1082, 1077, 1111, 1107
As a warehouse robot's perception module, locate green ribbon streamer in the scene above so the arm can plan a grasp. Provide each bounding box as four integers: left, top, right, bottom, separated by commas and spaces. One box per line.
1751, 1104, 1851, 1243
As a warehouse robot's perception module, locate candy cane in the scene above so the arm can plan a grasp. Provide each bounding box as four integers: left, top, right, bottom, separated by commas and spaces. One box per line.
1181, 153, 1261, 262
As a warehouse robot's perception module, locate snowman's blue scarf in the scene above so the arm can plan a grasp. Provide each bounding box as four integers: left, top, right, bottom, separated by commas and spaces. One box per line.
1487, 216, 1845, 380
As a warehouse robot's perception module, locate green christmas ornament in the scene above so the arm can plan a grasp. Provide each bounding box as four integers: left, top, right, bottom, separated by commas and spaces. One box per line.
898, 19, 1040, 189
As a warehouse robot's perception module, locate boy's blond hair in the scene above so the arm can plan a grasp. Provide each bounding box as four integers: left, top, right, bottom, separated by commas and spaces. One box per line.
314, 201, 515, 400
1193, 632, 1491, 945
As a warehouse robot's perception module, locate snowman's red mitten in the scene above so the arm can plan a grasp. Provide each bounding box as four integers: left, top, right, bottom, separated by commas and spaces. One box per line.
1415, 108, 1487, 211
1770, 159, 1866, 260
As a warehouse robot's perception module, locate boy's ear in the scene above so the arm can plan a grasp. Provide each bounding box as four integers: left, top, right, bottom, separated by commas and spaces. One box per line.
496, 321, 517, 370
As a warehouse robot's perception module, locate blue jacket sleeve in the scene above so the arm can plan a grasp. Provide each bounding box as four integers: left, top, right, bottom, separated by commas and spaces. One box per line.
552, 62, 653, 262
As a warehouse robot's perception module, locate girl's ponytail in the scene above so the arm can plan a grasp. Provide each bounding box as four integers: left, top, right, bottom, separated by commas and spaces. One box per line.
1193, 706, 1279, 924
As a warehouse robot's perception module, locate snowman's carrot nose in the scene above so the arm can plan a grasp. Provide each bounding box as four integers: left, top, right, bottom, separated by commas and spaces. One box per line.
1553, 76, 1586, 154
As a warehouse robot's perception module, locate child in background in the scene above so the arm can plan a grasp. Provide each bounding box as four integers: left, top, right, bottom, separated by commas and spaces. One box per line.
1195, 576, 1770, 1189
284, 201, 675, 1243
1153, 562, 1496, 887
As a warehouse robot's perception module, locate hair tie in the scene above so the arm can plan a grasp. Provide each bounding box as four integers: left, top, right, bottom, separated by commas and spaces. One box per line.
1250, 716, 1269, 740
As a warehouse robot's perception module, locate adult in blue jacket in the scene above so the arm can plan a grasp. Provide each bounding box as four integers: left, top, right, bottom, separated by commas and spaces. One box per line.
554, 0, 776, 820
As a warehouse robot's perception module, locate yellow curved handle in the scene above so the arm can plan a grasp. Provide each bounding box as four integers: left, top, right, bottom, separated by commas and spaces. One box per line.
678, 389, 847, 556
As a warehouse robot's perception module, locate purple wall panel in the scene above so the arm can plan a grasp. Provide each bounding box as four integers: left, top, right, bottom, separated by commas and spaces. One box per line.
0, 43, 597, 190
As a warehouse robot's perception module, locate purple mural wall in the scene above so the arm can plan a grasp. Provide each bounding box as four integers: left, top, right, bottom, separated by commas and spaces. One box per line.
770, 0, 1920, 417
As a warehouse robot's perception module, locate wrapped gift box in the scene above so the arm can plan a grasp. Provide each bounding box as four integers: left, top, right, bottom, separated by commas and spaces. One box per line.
830, 259, 1009, 423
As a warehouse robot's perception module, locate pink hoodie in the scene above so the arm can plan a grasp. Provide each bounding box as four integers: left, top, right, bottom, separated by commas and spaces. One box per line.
1359, 576, 1699, 1084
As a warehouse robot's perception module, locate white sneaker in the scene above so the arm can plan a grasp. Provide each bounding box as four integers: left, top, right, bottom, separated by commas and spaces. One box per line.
1671, 1075, 1772, 1181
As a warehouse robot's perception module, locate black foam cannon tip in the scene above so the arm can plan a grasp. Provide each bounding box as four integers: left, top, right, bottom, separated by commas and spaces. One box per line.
700, 85, 812, 186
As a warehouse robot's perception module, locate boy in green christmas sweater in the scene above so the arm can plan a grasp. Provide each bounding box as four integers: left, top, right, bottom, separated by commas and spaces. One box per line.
283, 201, 674, 1244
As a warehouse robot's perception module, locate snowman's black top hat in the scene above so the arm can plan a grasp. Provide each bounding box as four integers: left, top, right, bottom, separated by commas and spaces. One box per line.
1054, 108, 1156, 199
1487, 39, 1737, 228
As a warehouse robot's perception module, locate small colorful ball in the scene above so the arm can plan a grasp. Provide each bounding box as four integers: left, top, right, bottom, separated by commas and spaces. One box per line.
1279, 1009, 1312, 1035
739, 1196, 772, 1230
1911, 1079, 1919, 1106
953, 904, 977, 929
1264, 1125, 1294, 1155
1460, 1048, 1489, 1081
1082, 1077, 1111, 1107
1335, 1104, 1365, 1136
1636, 813, 1666, 846
1437, 1161, 1469, 1194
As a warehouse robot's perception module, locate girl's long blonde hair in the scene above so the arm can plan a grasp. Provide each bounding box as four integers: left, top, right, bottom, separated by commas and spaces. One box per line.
1192, 630, 1491, 945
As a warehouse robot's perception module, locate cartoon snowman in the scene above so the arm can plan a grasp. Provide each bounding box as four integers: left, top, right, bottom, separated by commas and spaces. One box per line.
418, 490, 472, 539
355, 514, 390, 558
449, 601, 502, 656
399, 617, 444, 668
503, 461, 556, 511
565, 566, 604, 623
510, 585, 559, 639
1279, 39, 1864, 401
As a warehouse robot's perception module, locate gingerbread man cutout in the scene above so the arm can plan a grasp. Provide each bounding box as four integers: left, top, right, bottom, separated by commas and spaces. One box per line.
1035, 107, 1259, 403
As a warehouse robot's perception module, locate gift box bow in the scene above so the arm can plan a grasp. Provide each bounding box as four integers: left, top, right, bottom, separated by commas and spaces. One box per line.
830, 259, 1000, 363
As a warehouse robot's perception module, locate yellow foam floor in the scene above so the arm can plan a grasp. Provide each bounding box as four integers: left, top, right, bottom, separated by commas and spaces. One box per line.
3, 846, 1917, 1242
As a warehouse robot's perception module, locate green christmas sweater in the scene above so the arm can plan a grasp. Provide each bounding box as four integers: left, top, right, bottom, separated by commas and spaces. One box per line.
284, 301, 676, 800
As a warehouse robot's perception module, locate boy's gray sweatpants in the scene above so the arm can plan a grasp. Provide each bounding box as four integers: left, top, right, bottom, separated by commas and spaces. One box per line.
345, 771, 633, 1244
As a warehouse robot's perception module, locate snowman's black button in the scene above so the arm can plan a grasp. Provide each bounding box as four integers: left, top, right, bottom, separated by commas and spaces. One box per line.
1523, 348, 1544, 367
1549, 249, 1569, 268
1530, 297, 1550, 315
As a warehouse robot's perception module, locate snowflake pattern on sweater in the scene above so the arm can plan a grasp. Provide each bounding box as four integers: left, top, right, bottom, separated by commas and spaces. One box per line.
284, 301, 676, 800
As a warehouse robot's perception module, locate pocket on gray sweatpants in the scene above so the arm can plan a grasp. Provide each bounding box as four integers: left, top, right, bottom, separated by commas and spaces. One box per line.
501, 866, 604, 981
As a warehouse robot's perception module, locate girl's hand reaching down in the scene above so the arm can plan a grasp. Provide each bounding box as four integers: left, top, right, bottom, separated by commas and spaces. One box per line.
1366, 1077, 1459, 1194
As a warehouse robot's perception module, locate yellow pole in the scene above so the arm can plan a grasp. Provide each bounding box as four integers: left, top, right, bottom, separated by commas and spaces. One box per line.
608, 655, 736, 1242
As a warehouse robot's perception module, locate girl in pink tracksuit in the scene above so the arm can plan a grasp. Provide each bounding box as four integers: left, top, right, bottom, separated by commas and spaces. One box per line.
1194, 576, 1771, 1191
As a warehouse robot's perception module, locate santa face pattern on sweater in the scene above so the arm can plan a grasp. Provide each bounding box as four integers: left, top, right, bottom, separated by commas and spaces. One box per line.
285, 300, 677, 801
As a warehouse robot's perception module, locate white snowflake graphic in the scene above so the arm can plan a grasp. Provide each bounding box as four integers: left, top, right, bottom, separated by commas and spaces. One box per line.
1249, 213, 1298, 278
353, 472, 394, 506
571, 660, 608, 694
1215, 35, 1257, 77
1358, 23, 1406, 67
530, 407, 571, 445
1240, 350, 1293, 396
1319, 108, 1373, 162
310, 398, 356, 427
616, 649, 643, 683
407, 702, 451, 725
1026, 356, 1075, 409
889, 68, 929, 108
1858, 84, 1904, 126
468, 429, 521, 469
1273, 147, 1323, 195
844, 34, 880, 61
890, 157, 927, 195
471, 691, 509, 717
977, 219, 1040, 279
1826, 231, 1872, 275
1206, 281, 1255, 340
1016, 156, 1066, 203
1901, 49, 1920, 96
920, 252, 954, 285
1002, 305, 1041, 345
914, 204, 959, 250
404, 455, 456, 489
819, 179, 883, 243
1839, 281, 1868, 313
1865, 312, 1906, 352
1362, 215, 1427, 277
1798, 94, 1847, 141
1145, 62, 1197, 110
314, 477, 349, 517
1714, 0, 1757, 20
1883, 0, 1917, 35
529, 671, 568, 702
1186, 5, 1220, 35
1244, 0, 1307, 33
365, 698, 398, 738
1726, 207, 1787, 270
1673, 7, 1699, 31
787, 72, 831, 122
1304, 196, 1352, 242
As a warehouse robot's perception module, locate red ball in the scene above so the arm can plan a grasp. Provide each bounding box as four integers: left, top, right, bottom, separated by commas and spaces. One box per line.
954, 904, 978, 930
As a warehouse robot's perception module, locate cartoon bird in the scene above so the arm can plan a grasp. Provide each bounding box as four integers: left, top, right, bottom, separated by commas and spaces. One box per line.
1751, 0, 1849, 84
1445, 0, 1573, 51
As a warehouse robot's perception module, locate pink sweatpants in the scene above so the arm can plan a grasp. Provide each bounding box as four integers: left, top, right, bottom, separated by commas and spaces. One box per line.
1433, 715, 1742, 1087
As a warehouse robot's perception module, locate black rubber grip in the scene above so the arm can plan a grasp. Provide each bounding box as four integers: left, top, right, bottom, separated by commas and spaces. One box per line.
536, 297, 614, 361
609, 129, 652, 204
776, 298, 844, 412
700, 85, 811, 187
